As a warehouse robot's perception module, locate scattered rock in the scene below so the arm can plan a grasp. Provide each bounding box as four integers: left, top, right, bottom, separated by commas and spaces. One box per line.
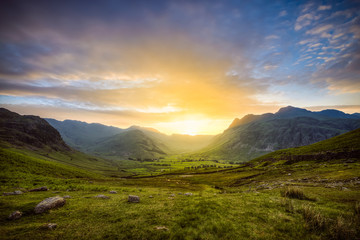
8, 211, 22, 220
34, 196, 66, 214
170, 194, 175, 197
288, 173, 291, 176
52, 191, 61, 194
128, 195, 140, 203
149, 195, 154, 198
3, 190, 23, 196
178, 193, 183, 195
29, 186, 48, 192
88, 181, 93, 184
342, 187, 350, 191
94, 195, 110, 199
155, 226, 169, 231
41, 223, 57, 230
109, 191, 117, 194
184, 192, 193, 196
63, 195, 71, 199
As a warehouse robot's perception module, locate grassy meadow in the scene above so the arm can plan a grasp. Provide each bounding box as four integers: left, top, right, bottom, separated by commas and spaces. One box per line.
1, 144, 360, 239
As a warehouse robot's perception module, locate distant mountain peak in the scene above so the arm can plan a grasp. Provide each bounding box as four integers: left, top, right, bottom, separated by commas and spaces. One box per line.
128, 125, 161, 133
276, 106, 304, 113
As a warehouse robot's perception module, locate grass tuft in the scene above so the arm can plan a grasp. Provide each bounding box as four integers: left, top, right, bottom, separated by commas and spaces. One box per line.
329, 216, 356, 240
302, 205, 327, 232
281, 187, 312, 200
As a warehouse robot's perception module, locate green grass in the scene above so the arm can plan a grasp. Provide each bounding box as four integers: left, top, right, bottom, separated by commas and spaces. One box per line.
1, 129, 360, 239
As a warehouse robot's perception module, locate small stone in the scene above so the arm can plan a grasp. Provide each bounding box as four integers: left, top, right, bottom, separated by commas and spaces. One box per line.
3, 191, 23, 196
170, 194, 175, 197
94, 195, 110, 199
109, 191, 117, 194
29, 186, 48, 192
178, 193, 183, 195
149, 195, 154, 198
128, 195, 140, 203
155, 226, 169, 231
34, 196, 66, 214
63, 195, 71, 199
8, 211, 22, 220
288, 173, 291, 176
184, 192, 193, 196
41, 223, 57, 230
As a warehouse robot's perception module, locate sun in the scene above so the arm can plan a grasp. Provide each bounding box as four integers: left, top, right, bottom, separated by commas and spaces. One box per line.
153, 118, 229, 136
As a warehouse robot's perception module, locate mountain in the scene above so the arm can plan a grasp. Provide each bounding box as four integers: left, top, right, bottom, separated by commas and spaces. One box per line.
87, 129, 169, 159
0, 108, 123, 177
196, 106, 360, 162
250, 128, 360, 165
46, 118, 124, 151
0, 108, 69, 151
46, 119, 215, 158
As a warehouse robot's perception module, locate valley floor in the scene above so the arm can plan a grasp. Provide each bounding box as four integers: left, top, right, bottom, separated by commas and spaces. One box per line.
1, 157, 360, 240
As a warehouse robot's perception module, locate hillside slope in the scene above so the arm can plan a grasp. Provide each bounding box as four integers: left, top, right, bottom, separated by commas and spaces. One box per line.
88, 129, 170, 159
0, 108, 123, 177
196, 106, 360, 161
251, 128, 360, 165
0, 108, 69, 151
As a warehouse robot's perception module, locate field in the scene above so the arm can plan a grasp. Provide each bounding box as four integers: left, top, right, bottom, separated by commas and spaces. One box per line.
1, 146, 359, 240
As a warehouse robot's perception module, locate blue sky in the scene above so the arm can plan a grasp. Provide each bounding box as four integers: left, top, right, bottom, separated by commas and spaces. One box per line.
0, 0, 359, 134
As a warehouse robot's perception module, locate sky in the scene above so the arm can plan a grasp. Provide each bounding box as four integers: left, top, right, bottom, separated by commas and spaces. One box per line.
0, 0, 359, 135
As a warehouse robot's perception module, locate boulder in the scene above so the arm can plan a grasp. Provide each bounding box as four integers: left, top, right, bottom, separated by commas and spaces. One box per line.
34, 196, 66, 214
184, 192, 193, 196
128, 195, 140, 203
109, 191, 117, 194
94, 194, 110, 199
8, 211, 22, 220
29, 186, 48, 192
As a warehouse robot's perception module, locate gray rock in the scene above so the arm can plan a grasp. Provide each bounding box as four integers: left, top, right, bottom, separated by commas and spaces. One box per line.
41, 223, 57, 230
94, 195, 110, 199
109, 191, 117, 194
128, 195, 140, 203
29, 186, 48, 192
63, 195, 71, 199
149, 195, 154, 198
184, 192, 193, 196
8, 211, 22, 220
3, 191, 23, 196
170, 194, 175, 197
34, 196, 66, 214
155, 226, 169, 231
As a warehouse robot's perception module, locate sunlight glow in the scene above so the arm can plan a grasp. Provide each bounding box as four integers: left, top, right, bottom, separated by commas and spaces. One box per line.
153, 118, 230, 135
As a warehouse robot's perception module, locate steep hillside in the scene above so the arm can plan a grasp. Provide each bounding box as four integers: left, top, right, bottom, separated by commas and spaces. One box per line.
251, 128, 360, 165
0, 108, 123, 177
196, 106, 360, 161
0, 108, 69, 151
